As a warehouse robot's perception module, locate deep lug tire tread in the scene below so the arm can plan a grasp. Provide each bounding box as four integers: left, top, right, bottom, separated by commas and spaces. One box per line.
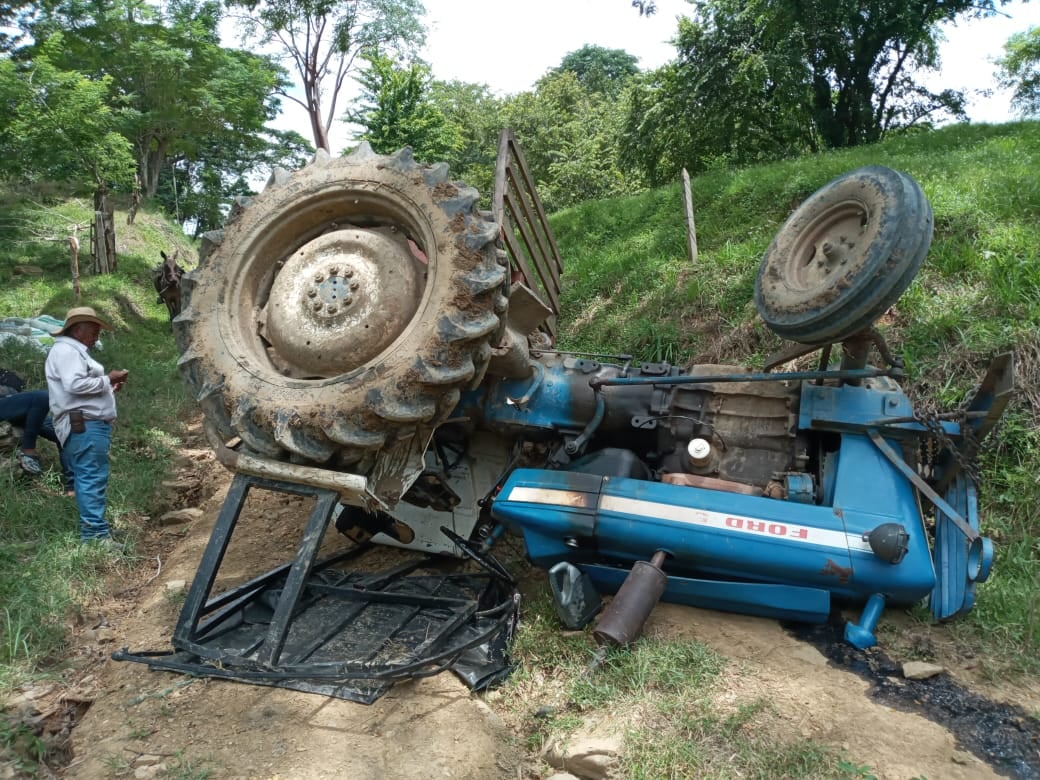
172, 147, 505, 468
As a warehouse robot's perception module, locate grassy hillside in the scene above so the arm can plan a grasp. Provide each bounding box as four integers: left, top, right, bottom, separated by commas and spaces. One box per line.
550, 121, 1040, 664
0, 191, 197, 688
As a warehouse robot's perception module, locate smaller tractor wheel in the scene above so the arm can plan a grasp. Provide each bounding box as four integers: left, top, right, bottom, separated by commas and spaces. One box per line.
754, 166, 933, 345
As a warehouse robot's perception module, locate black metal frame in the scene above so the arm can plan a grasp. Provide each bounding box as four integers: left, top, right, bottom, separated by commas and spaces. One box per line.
115, 473, 518, 702
173, 473, 340, 665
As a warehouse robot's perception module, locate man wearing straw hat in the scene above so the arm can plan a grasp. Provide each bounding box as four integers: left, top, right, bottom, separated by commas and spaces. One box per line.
45, 307, 129, 548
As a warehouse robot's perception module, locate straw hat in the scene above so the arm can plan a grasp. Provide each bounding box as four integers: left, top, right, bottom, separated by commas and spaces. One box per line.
51, 307, 114, 336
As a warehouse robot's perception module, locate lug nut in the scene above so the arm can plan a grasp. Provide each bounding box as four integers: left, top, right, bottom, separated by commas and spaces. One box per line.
312, 300, 323, 311
329, 265, 339, 275
350, 281, 359, 291
314, 271, 324, 282
307, 289, 317, 298
344, 268, 354, 278
327, 305, 338, 314
343, 295, 353, 305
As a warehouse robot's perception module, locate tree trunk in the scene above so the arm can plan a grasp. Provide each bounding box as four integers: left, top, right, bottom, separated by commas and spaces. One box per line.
137, 135, 170, 199
127, 175, 142, 225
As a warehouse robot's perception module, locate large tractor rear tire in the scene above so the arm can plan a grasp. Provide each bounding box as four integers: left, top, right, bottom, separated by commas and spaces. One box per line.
754, 166, 933, 345
173, 146, 506, 469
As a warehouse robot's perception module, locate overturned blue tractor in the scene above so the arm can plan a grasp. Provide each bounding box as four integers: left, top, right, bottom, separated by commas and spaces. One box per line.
119, 136, 1012, 701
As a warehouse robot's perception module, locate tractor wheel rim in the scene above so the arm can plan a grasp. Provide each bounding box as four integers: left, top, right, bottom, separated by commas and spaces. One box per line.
785, 200, 877, 293
263, 227, 424, 376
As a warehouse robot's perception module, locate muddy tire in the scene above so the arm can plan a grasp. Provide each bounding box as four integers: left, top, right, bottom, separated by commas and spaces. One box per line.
754, 166, 933, 345
173, 146, 506, 468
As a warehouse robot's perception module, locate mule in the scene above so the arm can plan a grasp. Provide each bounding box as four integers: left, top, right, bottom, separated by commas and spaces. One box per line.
154, 250, 186, 320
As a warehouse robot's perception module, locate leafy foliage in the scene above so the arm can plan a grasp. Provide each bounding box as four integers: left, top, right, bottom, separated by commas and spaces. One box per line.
35, 0, 289, 198
0, 38, 135, 190
346, 53, 458, 161
997, 26, 1040, 117
620, 11, 815, 185
0, 0, 302, 234
501, 70, 635, 211
619, 0, 1009, 184
553, 44, 639, 96
427, 80, 503, 197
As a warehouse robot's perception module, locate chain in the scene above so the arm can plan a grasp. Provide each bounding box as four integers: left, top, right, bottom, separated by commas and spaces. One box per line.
912, 399, 981, 485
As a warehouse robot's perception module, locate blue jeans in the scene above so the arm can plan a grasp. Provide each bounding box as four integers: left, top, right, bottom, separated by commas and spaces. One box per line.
65, 421, 112, 540
0, 390, 73, 487
0, 390, 48, 449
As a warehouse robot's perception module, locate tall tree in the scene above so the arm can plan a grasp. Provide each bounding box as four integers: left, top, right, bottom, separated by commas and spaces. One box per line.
156, 126, 312, 236
227, 0, 426, 152
16, 0, 289, 199
625, 10, 816, 179
554, 45, 640, 96
346, 52, 457, 160
789, 0, 987, 146
428, 79, 503, 197
997, 26, 1040, 117
655, 0, 1007, 155
502, 70, 633, 211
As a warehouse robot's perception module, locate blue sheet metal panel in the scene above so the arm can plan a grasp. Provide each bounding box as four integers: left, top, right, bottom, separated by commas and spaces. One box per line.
479, 364, 581, 430
594, 476, 856, 590
931, 475, 979, 620
597, 472, 928, 602
494, 447, 936, 607
580, 563, 832, 624
799, 382, 959, 437
491, 469, 604, 566
829, 434, 935, 602
494, 469, 857, 592
495, 467, 852, 582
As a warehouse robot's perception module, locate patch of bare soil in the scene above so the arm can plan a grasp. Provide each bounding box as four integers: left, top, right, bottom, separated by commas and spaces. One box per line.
23, 422, 1040, 780
646, 607, 1038, 779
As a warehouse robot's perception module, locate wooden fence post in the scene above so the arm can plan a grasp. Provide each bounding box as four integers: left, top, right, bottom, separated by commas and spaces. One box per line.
69, 233, 80, 300
681, 168, 698, 264
91, 186, 117, 273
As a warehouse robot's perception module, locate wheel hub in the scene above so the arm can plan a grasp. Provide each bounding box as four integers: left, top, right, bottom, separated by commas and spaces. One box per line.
265, 227, 424, 376
305, 269, 360, 320
792, 202, 872, 291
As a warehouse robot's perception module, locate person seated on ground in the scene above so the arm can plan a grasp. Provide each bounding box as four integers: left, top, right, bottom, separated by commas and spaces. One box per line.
0, 386, 75, 492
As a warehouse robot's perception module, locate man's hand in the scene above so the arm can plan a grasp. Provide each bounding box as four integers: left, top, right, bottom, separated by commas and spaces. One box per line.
109, 369, 129, 391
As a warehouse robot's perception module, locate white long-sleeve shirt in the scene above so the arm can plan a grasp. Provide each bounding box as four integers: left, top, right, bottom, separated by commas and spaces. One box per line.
45, 336, 117, 444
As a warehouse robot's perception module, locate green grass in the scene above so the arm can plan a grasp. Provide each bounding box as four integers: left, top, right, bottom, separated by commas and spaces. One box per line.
0, 191, 196, 690
550, 120, 1040, 671
553, 122, 1040, 365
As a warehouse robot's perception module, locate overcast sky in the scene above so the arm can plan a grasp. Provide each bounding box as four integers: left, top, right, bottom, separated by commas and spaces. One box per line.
274, 0, 1039, 152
